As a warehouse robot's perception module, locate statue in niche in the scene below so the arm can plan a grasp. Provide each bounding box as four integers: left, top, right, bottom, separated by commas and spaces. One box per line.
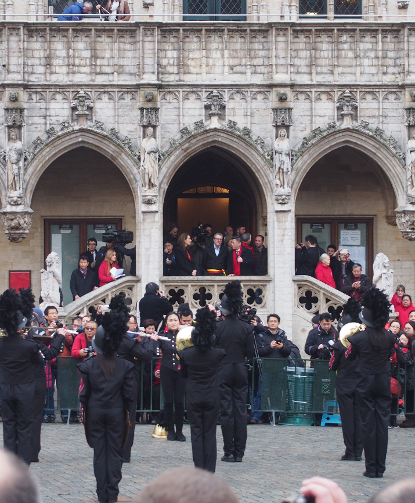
40, 252, 62, 311
407, 132, 415, 194
141, 126, 159, 190
373, 252, 394, 300
6, 128, 24, 194
274, 128, 291, 191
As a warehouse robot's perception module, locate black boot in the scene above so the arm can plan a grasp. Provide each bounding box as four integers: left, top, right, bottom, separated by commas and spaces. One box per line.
164, 404, 175, 441
175, 402, 186, 442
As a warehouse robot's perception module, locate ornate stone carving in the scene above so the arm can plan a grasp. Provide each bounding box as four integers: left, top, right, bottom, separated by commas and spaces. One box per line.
292, 121, 405, 167
142, 195, 157, 205
4, 108, 24, 127
205, 90, 225, 117
0, 210, 33, 243
398, 0, 409, 8
405, 108, 415, 125
160, 119, 272, 167
139, 107, 160, 126
373, 253, 394, 299
71, 90, 93, 125
141, 126, 159, 190
277, 91, 288, 102
145, 91, 155, 102
6, 128, 24, 196
143, 0, 154, 6
275, 194, 290, 204
40, 252, 62, 310
406, 132, 415, 202
8, 91, 18, 102
396, 210, 415, 240
272, 108, 293, 126
274, 128, 291, 191
336, 90, 358, 127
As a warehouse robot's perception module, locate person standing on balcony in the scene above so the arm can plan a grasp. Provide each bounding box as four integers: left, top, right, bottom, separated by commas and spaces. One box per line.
335, 249, 354, 292
315, 254, 336, 289
102, 0, 130, 20
227, 236, 256, 276
70, 255, 98, 301
342, 264, 371, 301
202, 233, 228, 276
295, 234, 320, 278
175, 233, 197, 276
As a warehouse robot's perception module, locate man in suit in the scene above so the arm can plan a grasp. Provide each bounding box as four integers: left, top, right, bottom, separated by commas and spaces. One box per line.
202, 233, 228, 276
295, 234, 321, 278
84, 237, 98, 270
70, 255, 98, 301
227, 236, 256, 276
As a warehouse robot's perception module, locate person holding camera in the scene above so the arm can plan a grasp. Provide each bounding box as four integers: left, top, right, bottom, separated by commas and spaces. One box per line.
139, 282, 172, 327
295, 234, 320, 278
305, 312, 337, 361
115, 243, 136, 276
342, 263, 371, 301
71, 320, 98, 359
215, 281, 254, 462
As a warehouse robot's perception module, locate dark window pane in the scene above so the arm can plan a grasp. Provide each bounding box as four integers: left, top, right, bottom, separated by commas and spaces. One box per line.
220, 0, 242, 14
334, 0, 360, 15
187, 0, 209, 14
299, 0, 326, 14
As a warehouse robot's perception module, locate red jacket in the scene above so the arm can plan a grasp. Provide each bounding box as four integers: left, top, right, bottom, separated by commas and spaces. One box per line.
315, 262, 336, 289
71, 333, 90, 359
395, 303, 415, 327
391, 293, 403, 310
98, 261, 120, 287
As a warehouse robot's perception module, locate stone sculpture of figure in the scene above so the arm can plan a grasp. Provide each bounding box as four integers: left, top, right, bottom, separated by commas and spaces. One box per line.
141, 126, 159, 190
373, 252, 394, 300
407, 132, 415, 194
40, 252, 62, 311
274, 128, 291, 191
6, 128, 24, 194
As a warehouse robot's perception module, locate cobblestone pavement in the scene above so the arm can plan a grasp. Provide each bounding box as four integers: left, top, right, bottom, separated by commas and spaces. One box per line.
2, 422, 414, 503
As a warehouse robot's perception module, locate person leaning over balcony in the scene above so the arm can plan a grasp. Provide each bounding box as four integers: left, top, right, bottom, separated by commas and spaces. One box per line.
342, 264, 371, 302
315, 254, 336, 289
57, 1, 97, 20
295, 234, 320, 278
98, 249, 120, 287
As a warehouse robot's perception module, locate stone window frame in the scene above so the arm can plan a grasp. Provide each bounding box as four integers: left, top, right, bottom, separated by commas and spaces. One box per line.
183, 0, 247, 20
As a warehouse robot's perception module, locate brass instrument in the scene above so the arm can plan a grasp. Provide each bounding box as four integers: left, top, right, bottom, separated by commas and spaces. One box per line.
175, 325, 194, 351
152, 424, 168, 439
339, 322, 366, 348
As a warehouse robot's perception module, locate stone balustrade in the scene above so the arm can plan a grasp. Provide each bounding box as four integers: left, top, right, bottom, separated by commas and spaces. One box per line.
58, 276, 141, 324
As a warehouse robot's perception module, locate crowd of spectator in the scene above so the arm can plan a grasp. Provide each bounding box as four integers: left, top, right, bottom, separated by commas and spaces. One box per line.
295, 234, 371, 300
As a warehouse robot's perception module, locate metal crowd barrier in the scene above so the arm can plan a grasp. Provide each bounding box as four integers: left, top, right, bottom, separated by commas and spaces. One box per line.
44, 356, 415, 426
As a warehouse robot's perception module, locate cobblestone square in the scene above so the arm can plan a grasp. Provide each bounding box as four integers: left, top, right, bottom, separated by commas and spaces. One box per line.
3, 422, 414, 503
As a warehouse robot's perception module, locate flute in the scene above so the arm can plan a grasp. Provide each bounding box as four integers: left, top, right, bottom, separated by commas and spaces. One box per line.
127, 331, 170, 341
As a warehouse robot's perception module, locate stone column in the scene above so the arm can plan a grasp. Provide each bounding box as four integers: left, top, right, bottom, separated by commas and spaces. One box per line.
138, 197, 161, 297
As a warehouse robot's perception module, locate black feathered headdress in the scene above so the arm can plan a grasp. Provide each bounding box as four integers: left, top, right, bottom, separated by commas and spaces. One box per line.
220, 281, 243, 316
191, 306, 217, 350
94, 293, 130, 357
0, 289, 26, 335
19, 288, 36, 323
359, 287, 391, 330
341, 297, 361, 325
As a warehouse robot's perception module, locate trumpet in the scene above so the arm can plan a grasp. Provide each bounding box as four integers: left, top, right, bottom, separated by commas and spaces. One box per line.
175, 325, 194, 351
339, 322, 366, 348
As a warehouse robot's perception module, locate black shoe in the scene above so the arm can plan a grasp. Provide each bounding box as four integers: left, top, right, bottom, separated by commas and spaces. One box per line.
355, 456, 362, 461
31, 458, 39, 463
234, 456, 243, 462
376, 472, 384, 478
363, 471, 377, 478
61, 417, 68, 423
175, 432, 186, 442
221, 454, 235, 462
122, 458, 130, 463
167, 430, 176, 441
341, 455, 356, 461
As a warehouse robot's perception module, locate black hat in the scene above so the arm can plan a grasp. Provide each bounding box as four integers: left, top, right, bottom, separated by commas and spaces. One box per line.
0, 288, 32, 336
311, 315, 320, 325
219, 281, 243, 316
359, 307, 375, 328
92, 325, 105, 355
219, 294, 231, 315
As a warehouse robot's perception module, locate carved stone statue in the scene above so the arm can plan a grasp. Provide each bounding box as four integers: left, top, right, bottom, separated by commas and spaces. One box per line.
274, 128, 291, 190
141, 126, 159, 190
6, 128, 24, 194
40, 252, 62, 311
407, 132, 415, 194
373, 252, 394, 300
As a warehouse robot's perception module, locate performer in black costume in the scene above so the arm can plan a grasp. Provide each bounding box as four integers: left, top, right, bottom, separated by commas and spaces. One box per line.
0, 288, 40, 465
114, 293, 157, 462
179, 306, 226, 472
215, 281, 254, 463
329, 297, 363, 462
159, 312, 188, 441
345, 287, 396, 478
19, 288, 66, 463
78, 301, 134, 503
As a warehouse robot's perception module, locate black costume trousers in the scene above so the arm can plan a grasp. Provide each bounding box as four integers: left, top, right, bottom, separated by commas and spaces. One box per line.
187, 391, 220, 473
218, 362, 248, 458
1, 382, 35, 465
122, 373, 138, 461
336, 383, 363, 458
31, 375, 47, 461
160, 366, 187, 431
88, 407, 124, 503
357, 373, 391, 475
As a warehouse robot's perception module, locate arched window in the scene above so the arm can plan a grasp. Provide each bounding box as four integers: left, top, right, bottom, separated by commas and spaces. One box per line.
183, 0, 246, 20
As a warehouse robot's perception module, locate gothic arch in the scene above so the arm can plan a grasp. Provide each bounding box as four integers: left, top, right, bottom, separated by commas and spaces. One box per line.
24, 129, 141, 207
159, 129, 273, 209
291, 129, 405, 206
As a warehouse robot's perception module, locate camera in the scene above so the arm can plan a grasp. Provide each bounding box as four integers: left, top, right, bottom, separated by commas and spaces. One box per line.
239, 306, 257, 324
102, 229, 133, 245
318, 343, 332, 360
84, 346, 94, 354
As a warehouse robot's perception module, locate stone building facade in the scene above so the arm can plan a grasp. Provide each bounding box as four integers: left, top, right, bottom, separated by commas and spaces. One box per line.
2, 2, 415, 348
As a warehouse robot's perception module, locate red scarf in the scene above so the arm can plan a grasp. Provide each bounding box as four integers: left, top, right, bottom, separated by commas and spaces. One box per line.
233, 248, 241, 276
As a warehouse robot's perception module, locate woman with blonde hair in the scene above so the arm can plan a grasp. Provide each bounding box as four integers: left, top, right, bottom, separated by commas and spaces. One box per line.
98, 249, 120, 287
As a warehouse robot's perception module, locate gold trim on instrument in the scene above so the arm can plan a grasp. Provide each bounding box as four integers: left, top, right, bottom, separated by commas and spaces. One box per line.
176, 325, 194, 352
339, 322, 366, 348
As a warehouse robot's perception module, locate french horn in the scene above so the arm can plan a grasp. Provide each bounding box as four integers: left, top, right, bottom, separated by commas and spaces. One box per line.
152, 424, 168, 439
339, 322, 366, 348
176, 325, 194, 351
